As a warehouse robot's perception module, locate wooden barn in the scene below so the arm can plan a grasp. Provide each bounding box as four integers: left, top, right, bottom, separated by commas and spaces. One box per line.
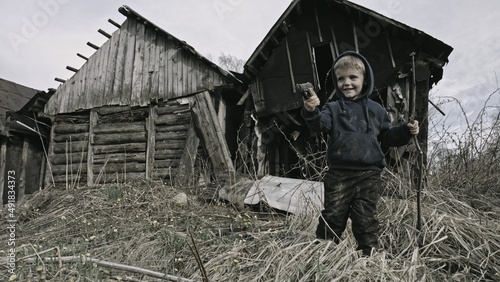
238, 0, 453, 179
42, 6, 243, 188
0, 78, 52, 204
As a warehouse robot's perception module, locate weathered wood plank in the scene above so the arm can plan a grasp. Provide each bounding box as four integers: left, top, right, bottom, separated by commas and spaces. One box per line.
51, 153, 88, 165
53, 132, 89, 142
150, 31, 160, 98
93, 162, 146, 174
156, 104, 190, 115
87, 110, 97, 185
53, 124, 89, 134
51, 163, 88, 175
175, 123, 200, 186
0, 140, 6, 206
93, 143, 146, 154
158, 34, 166, 97
93, 122, 145, 134
103, 28, 121, 104
121, 18, 137, 105
165, 37, 174, 99
189, 91, 235, 175
155, 124, 189, 132
154, 160, 179, 169
155, 131, 187, 141
44, 117, 56, 188
141, 26, 152, 104
54, 113, 90, 123
154, 149, 183, 159
84, 43, 98, 110
154, 112, 191, 125
112, 19, 129, 105
53, 141, 89, 154
93, 152, 146, 164
154, 140, 185, 150
146, 105, 157, 179
131, 20, 145, 106
95, 35, 111, 107
93, 132, 146, 145
98, 106, 148, 123
97, 105, 130, 115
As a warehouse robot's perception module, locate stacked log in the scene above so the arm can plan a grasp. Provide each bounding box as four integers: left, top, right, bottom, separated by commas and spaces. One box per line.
92, 106, 148, 183
153, 102, 191, 179
48, 113, 89, 188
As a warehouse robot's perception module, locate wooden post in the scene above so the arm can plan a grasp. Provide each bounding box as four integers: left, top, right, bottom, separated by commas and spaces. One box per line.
284, 38, 296, 93
305, 32, 319, 88
217, 99, 226, 136
44, 118, 56, 188
189, 91, 235, 177
176, 121, 200, 186
87, 110, 97, 186
18, 137, 29, 199
0, 139, 6, 206
313, 0, 323, 42
145, 105, 157, 179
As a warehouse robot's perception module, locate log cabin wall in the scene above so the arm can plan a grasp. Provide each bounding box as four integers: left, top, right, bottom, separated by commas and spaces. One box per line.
45, 103, 191, 187
46, 113, 90, 188
153, 101, 192, 179
45, 93, 234, 189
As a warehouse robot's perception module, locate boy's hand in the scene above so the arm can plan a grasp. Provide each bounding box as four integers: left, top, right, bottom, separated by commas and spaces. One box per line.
303, 88, 320, 112
407, 120, 419, 135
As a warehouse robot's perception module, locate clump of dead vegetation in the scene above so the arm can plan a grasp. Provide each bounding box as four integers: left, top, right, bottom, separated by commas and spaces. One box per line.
1, 165, 500, 281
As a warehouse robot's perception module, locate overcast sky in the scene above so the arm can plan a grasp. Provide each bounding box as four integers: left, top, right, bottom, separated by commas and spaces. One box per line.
1, 0, 499, 138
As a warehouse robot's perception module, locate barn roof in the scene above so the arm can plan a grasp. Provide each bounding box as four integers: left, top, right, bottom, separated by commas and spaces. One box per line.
45, 5, 242, 115
243, 0, 453, 84
0, 78, 39, 136
118, 6, 239, 80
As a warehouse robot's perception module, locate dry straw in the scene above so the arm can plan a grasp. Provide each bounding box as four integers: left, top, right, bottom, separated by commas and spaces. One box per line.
1, 171, 499, 281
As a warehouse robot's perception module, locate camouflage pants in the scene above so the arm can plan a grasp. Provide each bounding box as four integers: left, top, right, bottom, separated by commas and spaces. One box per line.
316, 170, 381, 255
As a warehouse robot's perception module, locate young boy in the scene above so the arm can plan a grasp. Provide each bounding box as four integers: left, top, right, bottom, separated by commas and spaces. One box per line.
301, 51, 419, 256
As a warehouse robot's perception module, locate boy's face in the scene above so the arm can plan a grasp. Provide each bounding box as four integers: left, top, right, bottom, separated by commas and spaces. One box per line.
335, 67, 365, 99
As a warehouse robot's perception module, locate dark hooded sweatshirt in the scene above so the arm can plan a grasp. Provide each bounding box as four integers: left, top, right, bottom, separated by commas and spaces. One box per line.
301, 51, 412, 171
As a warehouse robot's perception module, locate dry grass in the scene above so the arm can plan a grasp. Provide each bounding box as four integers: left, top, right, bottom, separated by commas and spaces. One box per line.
1, 169, 500, 281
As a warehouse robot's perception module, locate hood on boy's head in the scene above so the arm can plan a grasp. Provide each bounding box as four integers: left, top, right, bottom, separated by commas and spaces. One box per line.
331, 51, 374, 101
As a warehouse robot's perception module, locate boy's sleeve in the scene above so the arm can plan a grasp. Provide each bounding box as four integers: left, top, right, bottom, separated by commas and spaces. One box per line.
379, 114, 412, 148
301, 105, 332, 132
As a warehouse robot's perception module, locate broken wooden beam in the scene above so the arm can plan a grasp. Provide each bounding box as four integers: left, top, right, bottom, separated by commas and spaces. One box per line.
108, 18, 121, 28
77, 53, 89, 61
98, 28, 112, 38
66, 66, 79, 72
87, 42, 100, 50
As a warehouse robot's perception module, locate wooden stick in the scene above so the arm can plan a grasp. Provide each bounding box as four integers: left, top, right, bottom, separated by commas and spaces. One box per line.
77, 53, 89, 60
87, 41, 100, 50
0, 255, 200, 282
98, 28, 112, 38
66, 66, 79, 72
108, 18, 121, 28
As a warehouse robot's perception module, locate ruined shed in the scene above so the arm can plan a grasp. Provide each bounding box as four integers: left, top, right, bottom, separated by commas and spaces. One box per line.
240, 0, 453, 178
43, 6, 243, 188
0, 79, 52, 204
